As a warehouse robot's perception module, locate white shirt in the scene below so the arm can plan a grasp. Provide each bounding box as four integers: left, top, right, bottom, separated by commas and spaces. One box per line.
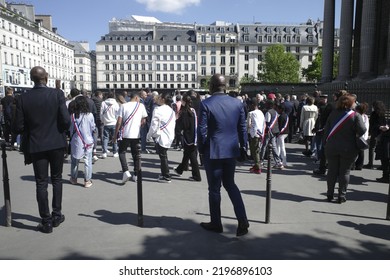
247, 109, 265, 138
100, 98, 120, 126
147, 104, 176, 148
118, 101, 148, 139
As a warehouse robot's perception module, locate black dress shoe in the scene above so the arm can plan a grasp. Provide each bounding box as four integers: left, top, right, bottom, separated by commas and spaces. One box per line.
313, 169, 326, 176
326, 195, 333, 202
236, 220, 249, 237
376, 177, 389, 183
37, 222, 53, 234
355, 166, 362, 170
200, 222, 223, 233
363, 164, 373, 169
52, 214, 65, 227
338, 197, 347, 204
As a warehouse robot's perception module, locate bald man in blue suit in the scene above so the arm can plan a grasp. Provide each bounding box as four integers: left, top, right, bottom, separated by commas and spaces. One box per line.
198, 74, 249, 237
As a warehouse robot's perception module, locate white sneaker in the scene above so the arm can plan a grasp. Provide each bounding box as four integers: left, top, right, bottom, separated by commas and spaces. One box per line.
122, 171, 131, 184
93, 155, 99, 163
132, 175, 137, 182
113, 153, 119, 158
106, 151, 113, 157
100, 153, 107, 159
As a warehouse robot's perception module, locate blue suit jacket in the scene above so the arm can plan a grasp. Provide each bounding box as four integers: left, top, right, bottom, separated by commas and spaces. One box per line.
197, 93, 247, 159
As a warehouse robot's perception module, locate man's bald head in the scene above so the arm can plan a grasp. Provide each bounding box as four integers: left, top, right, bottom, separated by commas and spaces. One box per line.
209, 74, 226, 94
30, 66, 48, 85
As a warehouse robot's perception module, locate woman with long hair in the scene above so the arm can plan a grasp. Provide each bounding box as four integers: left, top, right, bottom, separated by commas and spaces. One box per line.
69, 96, 96, 188
173, 93, 201, 181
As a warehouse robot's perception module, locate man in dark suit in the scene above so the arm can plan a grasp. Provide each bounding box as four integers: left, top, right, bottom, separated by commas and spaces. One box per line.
197, 74, 249, 237
13, 66, 71, 233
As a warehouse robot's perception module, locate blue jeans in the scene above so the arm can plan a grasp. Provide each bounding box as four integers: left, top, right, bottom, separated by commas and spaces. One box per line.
102, 125, 117, 154
203, 156, 247, 226
71, 149, 93, 181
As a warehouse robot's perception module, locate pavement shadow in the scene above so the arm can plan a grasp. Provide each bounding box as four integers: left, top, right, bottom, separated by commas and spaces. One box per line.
338, 221, 390, 241
242, 190, 326, 203
0, 208, 40, 231
59, 229, 390, 260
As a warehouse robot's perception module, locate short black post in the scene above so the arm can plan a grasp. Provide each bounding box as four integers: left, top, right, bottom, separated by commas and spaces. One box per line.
265, 138, 272, 224
1, 142, 12, 227
386, 165, 390, 220
136, 143, 143, 227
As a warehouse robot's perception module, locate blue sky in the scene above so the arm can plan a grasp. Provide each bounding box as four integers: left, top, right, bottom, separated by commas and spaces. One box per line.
23, 0, 340, 49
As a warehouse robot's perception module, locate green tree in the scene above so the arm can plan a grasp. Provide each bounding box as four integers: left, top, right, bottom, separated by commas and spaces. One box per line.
259, 44, 300, 83
302, 49, 339, 82
239, 75, 256, 85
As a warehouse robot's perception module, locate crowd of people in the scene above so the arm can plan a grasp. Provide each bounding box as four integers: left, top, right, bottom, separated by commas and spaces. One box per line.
3, 68, 389, 235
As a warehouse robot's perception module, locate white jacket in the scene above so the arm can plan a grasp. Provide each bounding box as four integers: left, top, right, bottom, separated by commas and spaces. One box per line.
100, 98, 119, 126
147, 104, 176, 148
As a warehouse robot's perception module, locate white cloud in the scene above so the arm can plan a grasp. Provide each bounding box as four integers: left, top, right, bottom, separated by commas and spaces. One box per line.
136, 0, 201, 14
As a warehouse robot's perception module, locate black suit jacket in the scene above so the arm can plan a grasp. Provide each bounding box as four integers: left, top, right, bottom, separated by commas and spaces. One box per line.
13, 85, 71, 153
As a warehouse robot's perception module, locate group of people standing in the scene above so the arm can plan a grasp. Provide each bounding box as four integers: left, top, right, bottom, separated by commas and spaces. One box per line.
10, 66, 388, 238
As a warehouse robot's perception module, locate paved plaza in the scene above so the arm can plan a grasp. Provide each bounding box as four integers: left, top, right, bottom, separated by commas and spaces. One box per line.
0, 142, 389, 260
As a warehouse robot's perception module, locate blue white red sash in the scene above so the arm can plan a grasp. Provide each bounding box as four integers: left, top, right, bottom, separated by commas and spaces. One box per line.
72, 114, 93, 150
160, 110, 175, 131
326, 110, 356, 142
118, 102, 140, 141
279, 115, 289, 134
102, 102, 112, 115
183, 108, 198, 145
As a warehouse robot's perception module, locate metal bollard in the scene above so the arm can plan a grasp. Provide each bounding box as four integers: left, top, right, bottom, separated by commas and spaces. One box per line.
136, 143, 143, 227
387, 169, 390, 220
1, 142, 12, 227
265, 138, 272, 224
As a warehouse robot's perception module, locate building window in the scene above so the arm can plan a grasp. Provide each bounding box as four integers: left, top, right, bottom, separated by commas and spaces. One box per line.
230, 57, 235, 65
220, 56, 226, 65
244, 64, 249, 70
245, 46, 249, 52
221, 46, 226, 54
309, 47, 313, 54
201, 56, 206, 65
201, 46, 206, 54
244, 55, 249, 61
211, 56, 216, 65
201, 67, 206, 76
244, 35, 249, 42
296, 47, 300, 53
230, 46, 235, 54
267, 36, 272, 43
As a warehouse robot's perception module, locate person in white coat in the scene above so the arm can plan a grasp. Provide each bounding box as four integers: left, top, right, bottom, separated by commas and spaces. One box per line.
147, 92, 176, 182
300, 96, 318, 156
100, 91, 120, 158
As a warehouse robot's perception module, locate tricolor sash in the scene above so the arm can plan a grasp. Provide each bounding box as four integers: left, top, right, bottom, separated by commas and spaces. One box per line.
326, 110, 356, 142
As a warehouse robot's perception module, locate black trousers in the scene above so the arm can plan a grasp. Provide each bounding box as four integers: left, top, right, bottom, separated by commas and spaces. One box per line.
156, 144, 170, 178
176, 144, 201, 181
118, 138, 140, 175
31, 148, 65, 224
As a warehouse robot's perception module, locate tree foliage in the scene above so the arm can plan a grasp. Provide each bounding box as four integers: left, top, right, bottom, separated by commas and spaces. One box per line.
302, 49, 339, 82
259, 44, 300, 83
